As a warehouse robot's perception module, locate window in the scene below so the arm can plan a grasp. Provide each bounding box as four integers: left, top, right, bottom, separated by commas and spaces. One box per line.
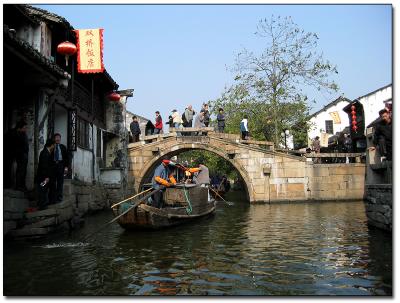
77, 116, 90, 149
325, 120, 334, 134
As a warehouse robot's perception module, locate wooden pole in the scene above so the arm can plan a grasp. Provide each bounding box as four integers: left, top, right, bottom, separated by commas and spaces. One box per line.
82, 187, 162, 241
110, 187, 152, 209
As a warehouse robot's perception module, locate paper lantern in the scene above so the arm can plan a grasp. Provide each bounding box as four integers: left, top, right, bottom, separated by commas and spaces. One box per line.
57, 41, 77, 66
108, 92, 121, 102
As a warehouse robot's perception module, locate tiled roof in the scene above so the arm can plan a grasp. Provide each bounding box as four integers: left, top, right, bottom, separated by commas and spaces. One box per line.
355, 84, 392, 101
23, 5, 74, 30
4, 24, 69, 79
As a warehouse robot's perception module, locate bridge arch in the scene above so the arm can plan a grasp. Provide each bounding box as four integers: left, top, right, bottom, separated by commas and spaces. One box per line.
135, 142, 254, 202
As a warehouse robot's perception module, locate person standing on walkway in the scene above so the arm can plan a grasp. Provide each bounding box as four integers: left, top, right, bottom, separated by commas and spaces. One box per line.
4, 120, 29, 189
37, 139, 55, 210
240, 115, 249, 140
51, 133, 70, 203
371, 108, 392, 161
184, 105, 195, 127
154, 111, 163, 134
130, 116, 141, 142
217, 108, 226, 133
14, 121, 29, 191
201, 104, 210, 127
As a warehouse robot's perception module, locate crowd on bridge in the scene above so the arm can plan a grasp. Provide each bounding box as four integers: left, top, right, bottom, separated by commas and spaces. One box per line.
129, 103, 251, 142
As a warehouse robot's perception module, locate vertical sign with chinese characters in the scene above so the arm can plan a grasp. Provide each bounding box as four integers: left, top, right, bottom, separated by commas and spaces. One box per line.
74, 28, 104, 73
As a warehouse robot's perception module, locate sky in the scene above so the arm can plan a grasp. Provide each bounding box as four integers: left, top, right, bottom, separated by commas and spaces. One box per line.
36, 4, 392, 122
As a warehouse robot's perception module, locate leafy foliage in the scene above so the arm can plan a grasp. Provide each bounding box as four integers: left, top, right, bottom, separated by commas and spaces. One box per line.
178, 150, 240, 180
209, 16, 338, 147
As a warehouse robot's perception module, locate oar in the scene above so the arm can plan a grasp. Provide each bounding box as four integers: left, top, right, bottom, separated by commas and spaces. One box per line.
110, 187, 152, 209
81, 187, 163, 241
209, 186, 233, 206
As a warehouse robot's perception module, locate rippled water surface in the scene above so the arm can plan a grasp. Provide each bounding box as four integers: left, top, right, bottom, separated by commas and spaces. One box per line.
4, 193, 392, 296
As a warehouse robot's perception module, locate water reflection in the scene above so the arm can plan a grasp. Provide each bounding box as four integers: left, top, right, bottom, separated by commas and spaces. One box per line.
4, 194, 392, 296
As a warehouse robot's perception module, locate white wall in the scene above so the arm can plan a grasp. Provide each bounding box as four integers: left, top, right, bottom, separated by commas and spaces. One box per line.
71, 123, 107, 183
100, 169, 122, 185
54, 104, 68, 146
72, 147, 93, 183
308, 99, 350, 142
359, 85, 392, 128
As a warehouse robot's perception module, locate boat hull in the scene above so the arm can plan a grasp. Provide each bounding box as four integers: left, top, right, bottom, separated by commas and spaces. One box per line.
113, 185, 216, 230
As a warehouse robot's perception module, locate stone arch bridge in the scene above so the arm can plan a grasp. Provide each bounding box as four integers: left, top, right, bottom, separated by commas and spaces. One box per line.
127, 128, 365, 203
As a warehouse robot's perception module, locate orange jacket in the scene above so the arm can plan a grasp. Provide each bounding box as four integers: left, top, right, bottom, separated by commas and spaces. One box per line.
155, 175, 176, 187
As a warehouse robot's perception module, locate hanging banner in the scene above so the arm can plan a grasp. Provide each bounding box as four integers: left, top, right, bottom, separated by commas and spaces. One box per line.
320, 132, 329, 147
329, 111, 341, 124
74, 28, 104, 73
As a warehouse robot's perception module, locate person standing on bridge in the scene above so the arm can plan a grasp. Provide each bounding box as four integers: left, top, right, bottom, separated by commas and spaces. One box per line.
240, 115, 249, 140
154, 111, 163, 134
184, 105, 195, 127
172, 109, 183, 136
217, 108, 226, 133
194, 110, 206, 136
130, 116, 141, 142
201, 104, 211, 127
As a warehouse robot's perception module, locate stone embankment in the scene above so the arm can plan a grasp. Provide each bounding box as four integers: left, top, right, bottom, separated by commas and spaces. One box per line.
4, 179, 127, 238
364, 184, 392, 231
363, 130, 392, 232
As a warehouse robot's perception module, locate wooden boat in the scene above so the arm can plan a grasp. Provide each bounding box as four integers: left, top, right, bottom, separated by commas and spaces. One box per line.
112, 184, 216, 230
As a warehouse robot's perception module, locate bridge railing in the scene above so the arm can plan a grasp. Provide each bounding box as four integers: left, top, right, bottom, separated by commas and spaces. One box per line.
169, 127, 215, 134
303, 152, 366, 163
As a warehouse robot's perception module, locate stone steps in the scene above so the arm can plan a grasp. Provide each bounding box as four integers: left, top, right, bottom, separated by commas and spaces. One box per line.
3, 189, 30, 235
6, 199, 75, 238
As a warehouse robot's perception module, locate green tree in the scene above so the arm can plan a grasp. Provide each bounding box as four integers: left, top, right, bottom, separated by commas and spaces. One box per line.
178, 150, 239, 180
210, 16, 338, 147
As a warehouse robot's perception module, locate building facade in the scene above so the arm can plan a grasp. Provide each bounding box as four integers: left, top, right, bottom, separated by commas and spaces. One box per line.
4, 5, 130, 211
308, 96, 352, 146
307, 84, 392, 147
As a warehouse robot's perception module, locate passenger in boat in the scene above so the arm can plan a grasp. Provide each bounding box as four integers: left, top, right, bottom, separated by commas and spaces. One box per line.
151, 159, 177, 208
188, 164, 211, 200
188, 164, 210, 185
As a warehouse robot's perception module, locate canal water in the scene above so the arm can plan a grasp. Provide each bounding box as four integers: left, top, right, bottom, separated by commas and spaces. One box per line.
4, 192, 392, 296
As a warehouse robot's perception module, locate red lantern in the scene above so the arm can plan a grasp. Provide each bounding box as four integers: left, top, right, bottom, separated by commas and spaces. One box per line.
352, 120, 357, 125
351, 110, 356, 115
352, 115, 356, 120
57, 41, 77, 66
351, 105, 356, 110
352, 125, 358, 131
108, 92, 121, 102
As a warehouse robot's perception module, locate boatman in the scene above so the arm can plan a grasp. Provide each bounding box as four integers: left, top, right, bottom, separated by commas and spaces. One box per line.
151, 159, 177, 208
